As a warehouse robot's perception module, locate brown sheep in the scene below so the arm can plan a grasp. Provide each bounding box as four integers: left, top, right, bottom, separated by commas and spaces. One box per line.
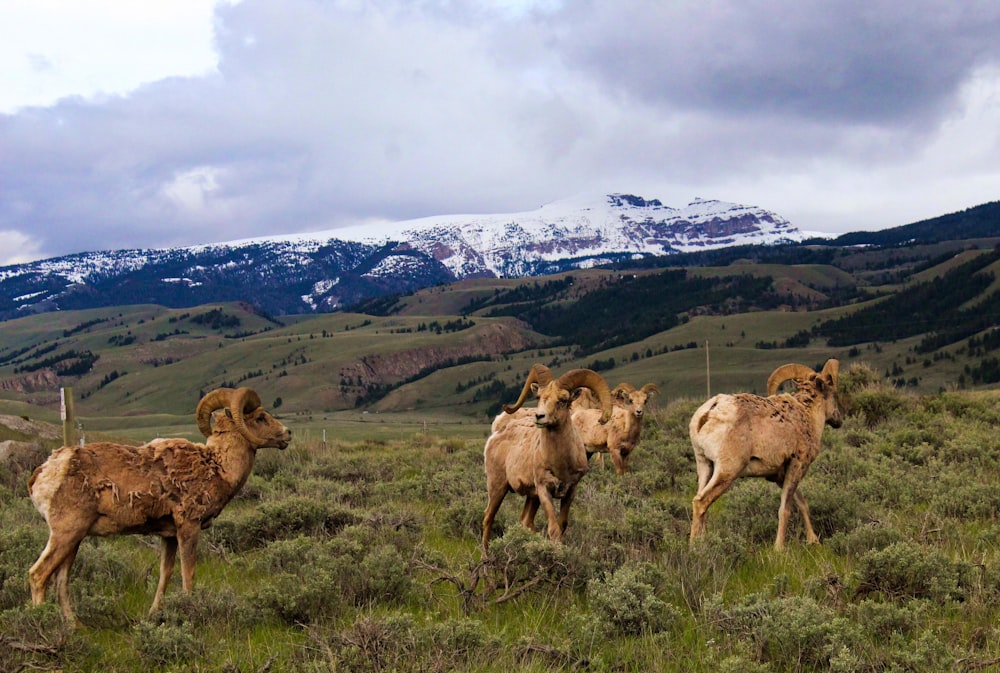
482, 364, 612, 550
689, 360, 841, 551
572, 382, 659, 474
27, 387, 291, 623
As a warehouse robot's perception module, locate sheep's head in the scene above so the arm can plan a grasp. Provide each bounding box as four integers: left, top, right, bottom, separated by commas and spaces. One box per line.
613, 383, 659, 422
196, 387, 292, 450
503, 365, 613, 427
767, 360, 842, 428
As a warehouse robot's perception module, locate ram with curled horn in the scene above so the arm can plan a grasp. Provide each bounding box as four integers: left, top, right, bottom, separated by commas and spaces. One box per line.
27, 387, 291, 624
482, 364, 612, 550
688, 359, 841, 551
572, 381, 660, 475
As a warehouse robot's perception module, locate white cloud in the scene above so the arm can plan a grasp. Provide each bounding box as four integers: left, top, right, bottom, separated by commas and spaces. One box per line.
1, 0, 999, 264
0, 0, 229, 113
0, 230, 44, 266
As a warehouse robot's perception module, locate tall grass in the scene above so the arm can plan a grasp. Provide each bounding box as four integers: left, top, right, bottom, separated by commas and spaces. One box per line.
3, 388, 1000, 671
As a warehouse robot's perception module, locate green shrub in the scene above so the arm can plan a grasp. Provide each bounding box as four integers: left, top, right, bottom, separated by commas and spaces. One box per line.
713, 594, 864, 671
251, 534, 415, 624
714, 480, 781, 545
314, 612, 417, 673
302, 612, 502, 672
419, 617, 501, 671
480, 527, 589, 600
826, 522, 904, 556
930, 475, 1000, 520
0, 604, 89, 672
848, 599, 925, 640
663, 534, 747, 612
851, 388, 905, 429
254, 570, 340, 624
155, 585, 255, 629
443, 500, 488, 540
853, 541, 967, 602
134, 621, 204, 668
576, 489, 683, 553
839, 361, 884, 398
791, 480, 869, 541
587, 562, 678, 636
0, 525, 45, 610
209, 496, 361, 552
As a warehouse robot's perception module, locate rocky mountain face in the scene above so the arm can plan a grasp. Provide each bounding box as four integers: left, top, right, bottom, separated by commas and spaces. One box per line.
0, 194, 803, 321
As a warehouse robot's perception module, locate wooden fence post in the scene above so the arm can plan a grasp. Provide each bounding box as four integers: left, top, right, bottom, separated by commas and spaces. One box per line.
60, 387, 77, 447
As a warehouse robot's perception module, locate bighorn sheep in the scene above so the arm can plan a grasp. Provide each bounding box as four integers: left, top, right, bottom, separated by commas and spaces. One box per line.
27, 387, 291, 623
689, 360, 841, 551
572, 382, 659, 474
482, 364, 612, 550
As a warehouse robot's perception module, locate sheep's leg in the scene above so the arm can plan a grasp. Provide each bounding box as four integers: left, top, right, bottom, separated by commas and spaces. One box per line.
28, 528, 87, 621
556, 483, 579, 535
610, 448, 626, 475
53, 541, 82, 625
693, 452, 714, 493
690, 470, 737, 542
519, 496, 540, 531
793, 490, 820, 545
149, 536, 178, 614
775, 464, 809, 551
536, 484, 562, 542
482, 483, 509, 550
176, 524, 201, 594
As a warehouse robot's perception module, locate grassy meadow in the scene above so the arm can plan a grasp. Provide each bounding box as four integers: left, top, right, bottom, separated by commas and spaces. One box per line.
4, 370, 1000, 672
3, 248, 1000, 671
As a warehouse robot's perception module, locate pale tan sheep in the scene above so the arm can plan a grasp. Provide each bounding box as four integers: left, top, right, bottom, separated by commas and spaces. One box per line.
27, 387, 291, 623
482, 364, 612, 550
572, 382, 659, 474
689, 359, 841, 551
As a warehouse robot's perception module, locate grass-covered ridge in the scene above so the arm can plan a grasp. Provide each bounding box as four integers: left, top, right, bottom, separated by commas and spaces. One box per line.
3, 376, 1000, 671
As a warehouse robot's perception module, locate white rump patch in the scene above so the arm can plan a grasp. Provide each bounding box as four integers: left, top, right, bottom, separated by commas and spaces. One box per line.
29, 448, 74, 522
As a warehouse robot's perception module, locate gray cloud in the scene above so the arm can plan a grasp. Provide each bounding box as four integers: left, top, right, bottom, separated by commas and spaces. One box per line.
1, 0, 999, 265
548, 1, 1000, 124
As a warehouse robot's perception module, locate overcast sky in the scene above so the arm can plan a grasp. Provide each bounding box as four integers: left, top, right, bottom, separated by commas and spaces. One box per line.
2, 0, 999, 266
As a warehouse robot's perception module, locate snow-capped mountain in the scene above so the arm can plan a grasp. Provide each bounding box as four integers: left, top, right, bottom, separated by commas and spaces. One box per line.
0, 194, 803, 320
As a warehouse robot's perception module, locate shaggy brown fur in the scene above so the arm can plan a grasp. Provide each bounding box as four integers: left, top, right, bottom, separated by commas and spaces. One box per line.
689, 360, 841, 551
27, 387, 290, 623
482, 365, 611, 550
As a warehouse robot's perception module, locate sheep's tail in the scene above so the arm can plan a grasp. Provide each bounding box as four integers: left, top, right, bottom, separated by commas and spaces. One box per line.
27, 465, 39, 496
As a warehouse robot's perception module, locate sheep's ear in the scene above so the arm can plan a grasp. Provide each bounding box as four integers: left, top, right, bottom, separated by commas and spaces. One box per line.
224, 409, 234, 420
571, 387, 585, 400
530, 382, 541, 397
814, 375, 827, 393
614, 388, 629, 402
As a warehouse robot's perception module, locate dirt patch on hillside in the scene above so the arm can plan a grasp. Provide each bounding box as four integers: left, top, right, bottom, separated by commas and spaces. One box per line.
342, 321, 538, 385
0, 368, 59, 394
0, 414, 61, 440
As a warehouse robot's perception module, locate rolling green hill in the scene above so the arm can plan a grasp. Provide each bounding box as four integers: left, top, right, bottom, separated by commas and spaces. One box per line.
2, 232, 1000, 441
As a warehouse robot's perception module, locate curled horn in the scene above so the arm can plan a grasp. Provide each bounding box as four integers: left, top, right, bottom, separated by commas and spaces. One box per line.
767, 364, 816, 397
229, 387, 266, 446
640, 383, 660, 396
195, 388, 235, 438
611, 382, 634, 402
821, 359, 840, 389
558, 369, 613, 424
502, 364, 553, 414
